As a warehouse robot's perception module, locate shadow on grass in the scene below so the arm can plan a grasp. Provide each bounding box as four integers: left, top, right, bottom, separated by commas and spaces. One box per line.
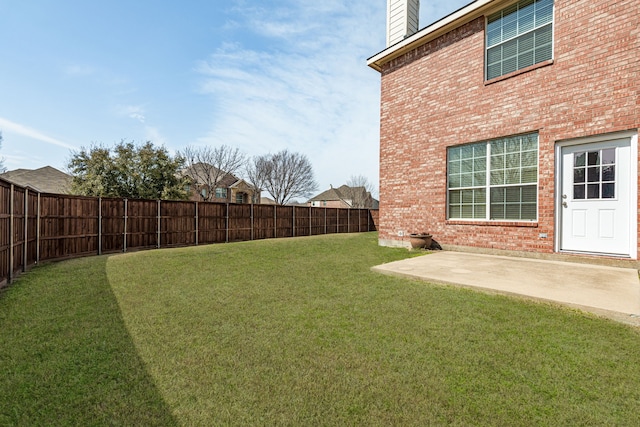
0, 256, 177, 426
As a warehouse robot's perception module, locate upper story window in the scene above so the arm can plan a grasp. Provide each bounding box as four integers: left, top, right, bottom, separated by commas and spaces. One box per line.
215, 187, 228, 199
486, 0, 554, 80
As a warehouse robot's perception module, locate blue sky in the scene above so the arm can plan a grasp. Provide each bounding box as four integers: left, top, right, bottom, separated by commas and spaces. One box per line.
0, 0, 470, 197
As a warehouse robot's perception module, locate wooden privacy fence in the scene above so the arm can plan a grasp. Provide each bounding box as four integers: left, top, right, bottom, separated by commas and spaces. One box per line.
0, 178, 379, 287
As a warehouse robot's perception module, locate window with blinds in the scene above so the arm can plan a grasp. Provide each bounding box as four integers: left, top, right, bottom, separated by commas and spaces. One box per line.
448, 133, 538, 221
215, 187, 228, 199
486, 0, 554, 80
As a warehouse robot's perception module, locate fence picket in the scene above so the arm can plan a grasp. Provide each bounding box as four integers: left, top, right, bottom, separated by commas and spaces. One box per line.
9, 185, 14, 283
23, 189, 28, 273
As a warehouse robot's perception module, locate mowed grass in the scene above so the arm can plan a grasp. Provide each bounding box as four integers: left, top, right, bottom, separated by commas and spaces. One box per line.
2, 232, 640, 426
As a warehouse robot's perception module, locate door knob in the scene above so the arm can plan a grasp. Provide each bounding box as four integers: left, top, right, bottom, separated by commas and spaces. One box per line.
562, 201, 568, 208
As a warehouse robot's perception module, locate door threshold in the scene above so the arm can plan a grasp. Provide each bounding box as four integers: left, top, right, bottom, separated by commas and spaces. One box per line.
559, 250, 632, 259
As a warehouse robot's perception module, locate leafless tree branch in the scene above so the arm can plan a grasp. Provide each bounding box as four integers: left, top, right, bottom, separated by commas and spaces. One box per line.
179, 145, 246, 201
345, 175, 377, 208
248, 149, 318, 205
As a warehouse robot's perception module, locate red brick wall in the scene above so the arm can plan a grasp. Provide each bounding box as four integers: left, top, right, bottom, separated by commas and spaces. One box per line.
378, 0, 639, 254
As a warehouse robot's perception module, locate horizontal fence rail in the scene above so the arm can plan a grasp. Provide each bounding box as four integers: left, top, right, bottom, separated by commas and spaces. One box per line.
0, 178, 379, 287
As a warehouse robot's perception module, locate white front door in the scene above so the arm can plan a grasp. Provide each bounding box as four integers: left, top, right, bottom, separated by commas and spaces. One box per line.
560, 138, 631, 256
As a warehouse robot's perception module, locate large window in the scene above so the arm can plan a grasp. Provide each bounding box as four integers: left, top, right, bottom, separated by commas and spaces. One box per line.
486, 0, 553, 80
448, 133, 538, 220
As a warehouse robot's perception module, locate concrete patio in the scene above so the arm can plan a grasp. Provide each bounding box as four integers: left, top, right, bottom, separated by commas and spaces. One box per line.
372, 251, 640, 326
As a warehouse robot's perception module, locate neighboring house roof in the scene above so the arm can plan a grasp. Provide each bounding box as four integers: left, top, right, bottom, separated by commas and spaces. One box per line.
181, 162, 226, 183
229, 179, 252, 190
0, 166, 72, 194
309, 185, 378, 208
308, 186, 349, 203
181, 162, 243, 188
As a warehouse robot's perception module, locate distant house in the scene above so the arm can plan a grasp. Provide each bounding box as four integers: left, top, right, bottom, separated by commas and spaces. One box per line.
0, 166, 72, 194
308, 185, 378, 209
260, 196, 277, 205
181, 162, 257, 204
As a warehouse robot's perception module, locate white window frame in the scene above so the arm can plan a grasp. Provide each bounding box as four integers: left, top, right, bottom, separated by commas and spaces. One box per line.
215, 187, 228, 199
447, 133, 539, 221
485, 0, 555, 80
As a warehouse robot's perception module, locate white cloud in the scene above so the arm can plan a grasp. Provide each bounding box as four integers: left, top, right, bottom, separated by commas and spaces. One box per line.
116, 105, 146, 123
0, 117, 77, 150
196, 2, 384, 191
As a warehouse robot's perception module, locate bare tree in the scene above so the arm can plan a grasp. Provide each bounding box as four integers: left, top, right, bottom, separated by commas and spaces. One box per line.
251, 149, 318, 205
179, 145, 246, 201
344, 175, 377, 208
347, 174, 376, 194
245, 155, 270, 204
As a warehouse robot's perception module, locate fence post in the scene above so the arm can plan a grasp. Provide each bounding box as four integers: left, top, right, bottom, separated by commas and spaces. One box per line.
225, 203, 229, 243
367, 209, 370, 231
309, 206, 312, 236
347, 209, 350, 233
324, 207, 327, 235
336, 209, 339, 233
274, 205, 277, 238
23, 188, 28, 272
36, 193, 41, 263
123, 198, 128, 253
98, 197, 102, 255
157, 200, 161, 249
195, 201, 198, 246
250, 203, 254, 241
292, 206, 295, 237
9, 184, 14, 283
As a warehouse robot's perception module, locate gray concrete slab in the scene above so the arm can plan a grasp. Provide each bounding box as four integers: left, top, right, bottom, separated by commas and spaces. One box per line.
372, 251, 640, 325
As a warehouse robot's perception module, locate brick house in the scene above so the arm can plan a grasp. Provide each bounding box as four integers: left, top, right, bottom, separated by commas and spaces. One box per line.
308, 185, 379, 208
181, 162, 257, 204
368, 0, 639, 259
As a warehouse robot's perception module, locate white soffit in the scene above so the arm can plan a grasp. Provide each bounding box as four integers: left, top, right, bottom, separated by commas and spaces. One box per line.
368, 0, 498, 72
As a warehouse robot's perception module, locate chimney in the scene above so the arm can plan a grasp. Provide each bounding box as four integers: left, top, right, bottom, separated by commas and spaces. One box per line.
386, 0, 420, 47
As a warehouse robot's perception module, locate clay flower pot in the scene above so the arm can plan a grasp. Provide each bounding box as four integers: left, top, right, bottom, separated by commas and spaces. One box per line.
409, 233, 432, 249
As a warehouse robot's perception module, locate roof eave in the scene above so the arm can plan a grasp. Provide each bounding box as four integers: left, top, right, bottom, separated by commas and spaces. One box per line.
367, 0, 498, 72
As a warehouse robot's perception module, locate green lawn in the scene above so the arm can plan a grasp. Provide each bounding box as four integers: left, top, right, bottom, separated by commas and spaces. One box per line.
1, 232, 640, 426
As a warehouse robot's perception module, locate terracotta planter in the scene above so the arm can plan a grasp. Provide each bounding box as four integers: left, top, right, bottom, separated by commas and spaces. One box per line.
409, 233, 432, 249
